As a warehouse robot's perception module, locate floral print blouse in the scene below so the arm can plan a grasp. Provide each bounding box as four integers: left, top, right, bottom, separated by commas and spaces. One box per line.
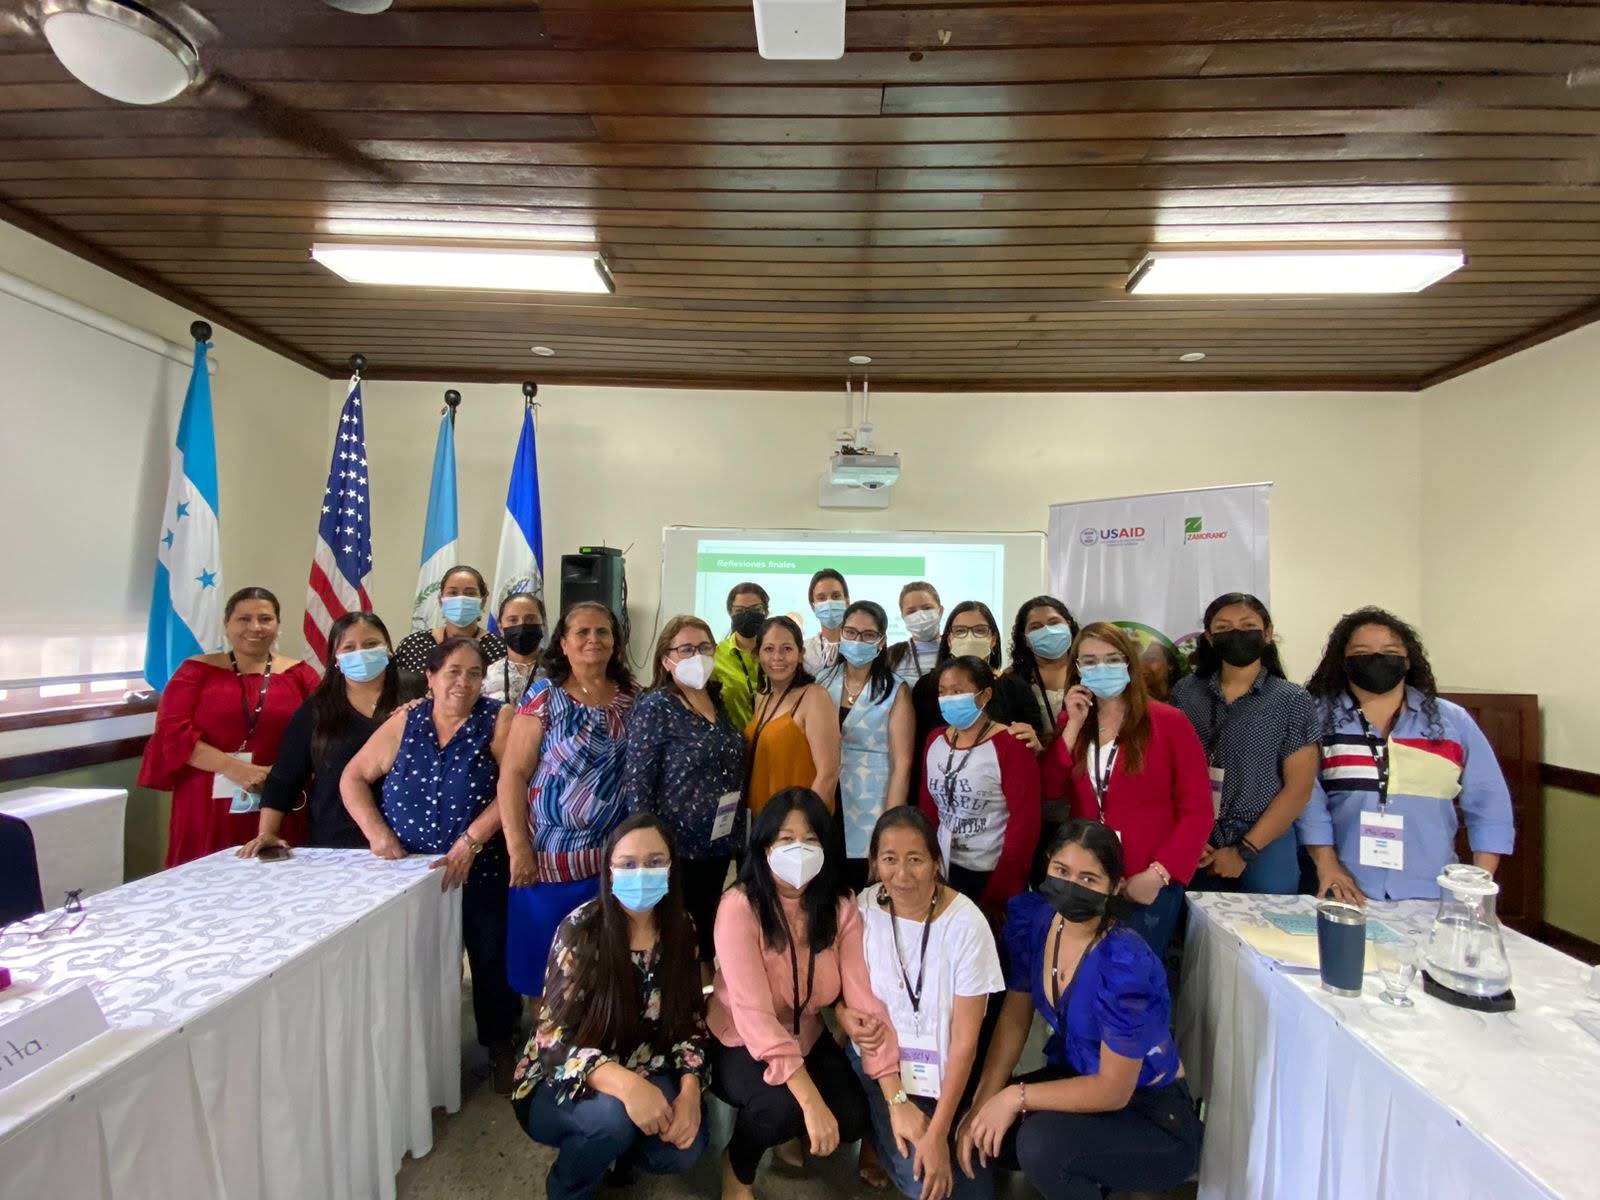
510, 900, 709, 1104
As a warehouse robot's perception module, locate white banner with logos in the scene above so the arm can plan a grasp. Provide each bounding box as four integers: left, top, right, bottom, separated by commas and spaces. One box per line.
1047, 483, 1271, 663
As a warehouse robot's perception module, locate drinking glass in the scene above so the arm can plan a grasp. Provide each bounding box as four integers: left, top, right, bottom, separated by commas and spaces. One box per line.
1377, 938, 1420, 1007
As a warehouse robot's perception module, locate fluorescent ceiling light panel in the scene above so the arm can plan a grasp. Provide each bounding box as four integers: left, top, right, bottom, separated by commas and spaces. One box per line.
310, 242, 612, 293
1127, 249, 1466, 296
752, 0, 845, 59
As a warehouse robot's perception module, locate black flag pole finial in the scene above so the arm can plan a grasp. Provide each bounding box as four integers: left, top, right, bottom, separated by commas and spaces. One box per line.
522, 380, 538, 409
349, 352, 367, 376
190, 320, 212, 343
444, 388, 462, 422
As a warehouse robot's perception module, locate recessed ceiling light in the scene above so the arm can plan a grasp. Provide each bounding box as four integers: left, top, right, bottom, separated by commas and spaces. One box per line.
530, 345, 556, 357
41, 0, 199, 106
848, 354, 873, 365
1127, 248, 1466, 296
1178, 352, 1207, 363
310, 241, 613, 294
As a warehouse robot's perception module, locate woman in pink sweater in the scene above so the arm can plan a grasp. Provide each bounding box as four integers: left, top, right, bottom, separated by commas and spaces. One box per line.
708, 787, 916, 1200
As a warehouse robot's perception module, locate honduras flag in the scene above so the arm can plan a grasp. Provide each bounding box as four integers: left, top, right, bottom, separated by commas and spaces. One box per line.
145, 337, 224, 690
411, 409, 460, 631
488, 401, 545, 633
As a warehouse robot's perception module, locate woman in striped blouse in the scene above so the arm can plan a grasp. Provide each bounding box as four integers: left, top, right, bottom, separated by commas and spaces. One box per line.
497, 601, 638, 1017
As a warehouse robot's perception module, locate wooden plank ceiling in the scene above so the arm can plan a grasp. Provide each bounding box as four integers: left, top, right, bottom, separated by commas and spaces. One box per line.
3, 0, 1600, 390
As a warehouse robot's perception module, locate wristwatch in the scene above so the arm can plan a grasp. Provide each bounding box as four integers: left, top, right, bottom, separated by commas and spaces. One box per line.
889, 1089, 910, 1106
460, 832, 484, 856
1236, 838, 1260, 864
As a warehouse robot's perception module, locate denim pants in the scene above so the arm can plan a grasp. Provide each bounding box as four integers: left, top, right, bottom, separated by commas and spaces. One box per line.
848, 1046, 992, 1200
1189, 830, 1301, 896
1122, 881, 1186, 957
522, 1074, 707, 1200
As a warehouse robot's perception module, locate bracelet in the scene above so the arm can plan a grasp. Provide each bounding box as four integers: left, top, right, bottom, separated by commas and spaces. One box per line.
1017, 1082, 1028, 1116
1240, 836, 1260, 855
460, 832, 483, 856
1150, 861, 1172, 887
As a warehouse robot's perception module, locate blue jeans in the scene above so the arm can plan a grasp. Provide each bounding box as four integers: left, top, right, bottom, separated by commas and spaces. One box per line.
1123, 881, 1185, 957
522, 1074, 707, 1200
1190, 830, 1301, 896
849, 1047, 993, 1200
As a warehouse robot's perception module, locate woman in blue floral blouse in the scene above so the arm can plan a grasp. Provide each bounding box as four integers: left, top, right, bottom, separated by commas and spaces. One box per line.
510, 813, 710, 1200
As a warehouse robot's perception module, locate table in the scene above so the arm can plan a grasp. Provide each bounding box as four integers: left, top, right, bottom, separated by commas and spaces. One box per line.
0, 849, 463, 1200
1177, 892, 1600, 1200
0, 786, 127, 903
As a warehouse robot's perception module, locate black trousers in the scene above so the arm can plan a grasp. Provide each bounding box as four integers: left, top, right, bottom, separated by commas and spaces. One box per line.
993, 1068, 1202, 1200
462, 838, 522, 1048
678, 856, 732, 962
710, 1034, 872, 1184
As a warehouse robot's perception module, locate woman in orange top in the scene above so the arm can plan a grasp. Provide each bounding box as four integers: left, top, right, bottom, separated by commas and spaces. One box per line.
745, 616, 840, 817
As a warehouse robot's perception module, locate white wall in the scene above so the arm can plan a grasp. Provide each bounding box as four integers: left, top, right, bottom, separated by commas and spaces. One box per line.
1421, 321, 1600, 772
355, 379, 1424, 678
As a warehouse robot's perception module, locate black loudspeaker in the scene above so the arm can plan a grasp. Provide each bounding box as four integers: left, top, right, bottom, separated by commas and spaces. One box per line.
559, 547, 626, 618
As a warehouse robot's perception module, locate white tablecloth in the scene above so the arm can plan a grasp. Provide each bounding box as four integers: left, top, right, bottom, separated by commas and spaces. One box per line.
1177, 892, 1600, 1200
0, 786, 127, 902
0, 849, 463, 1200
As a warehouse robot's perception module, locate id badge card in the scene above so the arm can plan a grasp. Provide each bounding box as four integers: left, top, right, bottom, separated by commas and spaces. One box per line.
709, 791, 741, 842
1359, 810, 1404, 870
1208, 766, 1225, 816
898, 1029, 942, 1100
213, 751, 254, 799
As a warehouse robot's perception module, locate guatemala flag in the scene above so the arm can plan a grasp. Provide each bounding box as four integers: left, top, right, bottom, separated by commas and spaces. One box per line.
411, 409, 460, 630
488, 401, 545, 633
145, 337, 224, 690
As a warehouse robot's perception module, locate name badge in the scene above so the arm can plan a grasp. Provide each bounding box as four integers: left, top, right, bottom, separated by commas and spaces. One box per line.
937, 825, 954, 872
215, 751, 260, 812
898, 1029, 942, 1099
709, 791, 741, 842
1359, 810, 1405, 870
1208, 766, 1225, 816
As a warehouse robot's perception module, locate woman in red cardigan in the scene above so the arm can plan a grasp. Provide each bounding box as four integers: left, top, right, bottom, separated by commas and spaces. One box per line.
919, 656, 1041, 927
1041, 622, 1212, 955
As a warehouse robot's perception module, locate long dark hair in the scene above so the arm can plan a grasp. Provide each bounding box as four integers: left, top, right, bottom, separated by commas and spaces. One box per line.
1066, 622, 1154, 775
936, 600, 1004, 669
737, 788, 848, 954
224, 586, 279, 621
823, 599, 894, 705
553, 815, 704, 1054
1008, 595, 1080, 685
937, 655, 996, 700
1042, 818, 1126, 942
755, 615, 815, 694
867, 805, 945, 885
541, 601, 637, 692
1190, 592, 1287, 680
1305, 606, 1444, 737
311, 612, 400, 761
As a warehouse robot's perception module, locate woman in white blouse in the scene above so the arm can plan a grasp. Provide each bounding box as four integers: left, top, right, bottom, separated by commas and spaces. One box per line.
483, 592, 545, 705
839, 806, 1003, 1199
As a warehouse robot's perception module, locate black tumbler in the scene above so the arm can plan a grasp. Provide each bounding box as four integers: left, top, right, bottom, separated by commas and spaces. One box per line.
1316, 900, 1367, 997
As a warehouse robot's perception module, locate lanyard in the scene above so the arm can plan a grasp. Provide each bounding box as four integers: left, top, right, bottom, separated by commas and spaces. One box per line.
1036, 681, 1061, 729
229, 650, 272, 748
1353, 703, 1392, 810
745, 683, 798, 800
1205, 689, 1236, 768
940, 720, 994, 808
740, 650, 761, 699
779, 909, 816, 1037
1047, 916, 1103, 1020
887, 886, 939, 1024
1087, 736, 1118, 820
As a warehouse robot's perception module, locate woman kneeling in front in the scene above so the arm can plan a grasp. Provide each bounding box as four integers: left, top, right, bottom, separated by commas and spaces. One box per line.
708, 787, 907, 1200
957, 819, 1202, 1200
510, 813, 709, 1199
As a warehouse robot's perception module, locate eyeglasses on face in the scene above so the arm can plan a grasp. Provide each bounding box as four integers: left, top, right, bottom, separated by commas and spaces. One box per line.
840, 629, 883, 644
668, 641, 717, 659
950, 625, 994, 639
1076, 654, 1128, 668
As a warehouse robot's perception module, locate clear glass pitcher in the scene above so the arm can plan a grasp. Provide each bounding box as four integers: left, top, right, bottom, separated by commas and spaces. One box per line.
1422, 864, 1513, 999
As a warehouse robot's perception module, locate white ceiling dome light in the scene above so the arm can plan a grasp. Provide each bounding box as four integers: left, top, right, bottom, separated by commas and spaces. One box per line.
41, 0, 199, 105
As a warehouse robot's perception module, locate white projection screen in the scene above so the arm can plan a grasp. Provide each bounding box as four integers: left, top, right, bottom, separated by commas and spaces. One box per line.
658, 527, 1046, 644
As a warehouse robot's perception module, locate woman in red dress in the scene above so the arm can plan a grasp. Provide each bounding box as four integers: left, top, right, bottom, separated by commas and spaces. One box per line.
139, 586, 321, 867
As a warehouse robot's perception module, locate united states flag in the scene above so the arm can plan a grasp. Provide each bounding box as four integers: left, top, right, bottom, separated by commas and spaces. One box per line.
303, 374, 374, 663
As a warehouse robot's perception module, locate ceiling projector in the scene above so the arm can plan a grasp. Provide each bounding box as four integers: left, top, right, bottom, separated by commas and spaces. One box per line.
752, 0, 845, 60
829, 450, 901, 490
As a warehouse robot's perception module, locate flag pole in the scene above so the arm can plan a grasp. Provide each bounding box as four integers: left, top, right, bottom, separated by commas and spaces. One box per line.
444, 387, 461, 425
190, 320, 211, 344
349, 351, 367, 377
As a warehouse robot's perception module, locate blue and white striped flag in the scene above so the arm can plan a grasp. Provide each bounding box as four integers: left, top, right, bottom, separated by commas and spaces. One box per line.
411, 409, 459, 630
488, 400, 545, 633
145, 337, 224, 690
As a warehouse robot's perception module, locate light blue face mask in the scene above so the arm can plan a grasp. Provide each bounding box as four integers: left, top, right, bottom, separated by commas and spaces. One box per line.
838, 638, 880, 667
1027, 623, 1074, 661
440, 595, 482, 627
938, 692, 984, 729
612, 867, 670, 913
1079, 662, 1131, 699
336, 646, 390, 682
813, 599, 847, 630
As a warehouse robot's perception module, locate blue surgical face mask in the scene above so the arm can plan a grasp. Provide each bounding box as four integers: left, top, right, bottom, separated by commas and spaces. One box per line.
813, 599, 847, 630
1079, 662, 1131, 699
336, 646, 390, 683
440, 595, 482, 627
611, 867, 670, 913
938, 692, 984, 729
838, 638, 880, 668
1027, 623, 1074, 661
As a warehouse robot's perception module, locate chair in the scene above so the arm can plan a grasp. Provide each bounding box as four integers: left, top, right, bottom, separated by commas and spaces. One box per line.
0, 812, 45, 924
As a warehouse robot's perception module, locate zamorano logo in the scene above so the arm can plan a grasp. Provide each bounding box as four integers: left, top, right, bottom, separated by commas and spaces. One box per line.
1184, 515, 1229, 543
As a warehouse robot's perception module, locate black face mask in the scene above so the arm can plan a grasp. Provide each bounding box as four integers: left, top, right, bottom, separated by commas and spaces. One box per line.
503, 624, 545, 656
1039, 876, 1110, 924
730, 609, 765, 639
1210, 629, 1267, 668
1346, 652, 1408, 694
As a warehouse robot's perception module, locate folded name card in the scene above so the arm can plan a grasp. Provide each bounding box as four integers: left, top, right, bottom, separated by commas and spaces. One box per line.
0, 984, 110, 1093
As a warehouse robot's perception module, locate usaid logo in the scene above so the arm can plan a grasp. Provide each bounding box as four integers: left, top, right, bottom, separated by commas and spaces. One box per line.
1082, 526, 1145, 547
